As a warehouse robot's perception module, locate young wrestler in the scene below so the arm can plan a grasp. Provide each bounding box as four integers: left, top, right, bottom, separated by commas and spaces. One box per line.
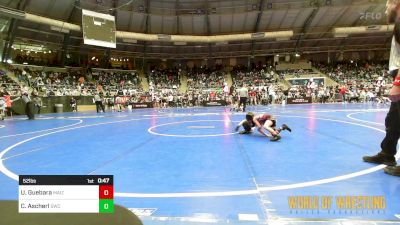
235, 112, 292, 141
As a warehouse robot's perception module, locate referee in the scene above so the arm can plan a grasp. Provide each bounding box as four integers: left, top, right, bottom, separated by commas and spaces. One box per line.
16, 91, 35, 120
238, 84, 249, 112
94, 92, 105, 113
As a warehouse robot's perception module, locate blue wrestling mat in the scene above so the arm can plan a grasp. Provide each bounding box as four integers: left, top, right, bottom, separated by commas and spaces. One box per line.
0, 103, 398, 225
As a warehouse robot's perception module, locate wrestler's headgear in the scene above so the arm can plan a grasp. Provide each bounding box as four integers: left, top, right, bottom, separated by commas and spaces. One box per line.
246, 112, 255, 121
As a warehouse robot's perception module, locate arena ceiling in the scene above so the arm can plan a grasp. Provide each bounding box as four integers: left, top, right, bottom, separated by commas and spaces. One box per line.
0, 0, 392, 59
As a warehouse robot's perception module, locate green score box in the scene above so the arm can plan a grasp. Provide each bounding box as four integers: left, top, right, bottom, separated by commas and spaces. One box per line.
99, 199, 114, 213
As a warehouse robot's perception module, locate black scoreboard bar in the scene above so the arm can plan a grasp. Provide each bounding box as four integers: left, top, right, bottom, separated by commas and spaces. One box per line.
19, 175, 113, 185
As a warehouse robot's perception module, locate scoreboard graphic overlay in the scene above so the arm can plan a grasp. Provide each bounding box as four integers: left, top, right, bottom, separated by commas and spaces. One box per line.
82, 9, 116, 48
19, 175, 114, 213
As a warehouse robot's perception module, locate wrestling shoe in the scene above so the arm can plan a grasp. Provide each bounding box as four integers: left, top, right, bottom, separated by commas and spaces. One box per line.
239, 130, 251, 135
384, 166, 400, 177
270, 135, 281, 142
363, 153, 396, 166
281, 124, 292, 132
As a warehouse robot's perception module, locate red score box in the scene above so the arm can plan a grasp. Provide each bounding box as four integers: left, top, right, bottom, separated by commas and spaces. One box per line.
99, 185, 114, 199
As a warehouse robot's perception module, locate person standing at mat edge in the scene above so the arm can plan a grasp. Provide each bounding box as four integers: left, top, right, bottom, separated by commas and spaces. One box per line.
238, 84, 249, 112
94, 93, 105, 113
13, 91, 35, 120
363, 0, 400, 176
33, 93, 42, 114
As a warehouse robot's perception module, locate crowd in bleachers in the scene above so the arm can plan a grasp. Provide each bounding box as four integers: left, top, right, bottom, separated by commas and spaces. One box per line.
0, 69, 20, 96
145, 67, 231, 109
149, 89, 228, 109
232, 84, 287, 106
228, 66, 287, 105
92, 70, 142, 97
6, 66, 146, 98
147, 68, 181, 107
0, 60, 396, 115
148, 68, 181, 89
300, 62, 392, 103
187, 68, 226, 89
12, 67, 96, 96
315, 62, 389, 84
231, 66, 278, 87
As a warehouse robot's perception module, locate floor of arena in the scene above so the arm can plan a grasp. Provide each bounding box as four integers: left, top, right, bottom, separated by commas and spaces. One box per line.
0, 103, 399, 225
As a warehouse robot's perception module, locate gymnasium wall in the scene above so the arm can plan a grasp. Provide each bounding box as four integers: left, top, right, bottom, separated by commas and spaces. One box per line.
8, 96, 95, 116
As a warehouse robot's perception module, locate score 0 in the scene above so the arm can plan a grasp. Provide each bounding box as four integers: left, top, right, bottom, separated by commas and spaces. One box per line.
99, 185, 114, 213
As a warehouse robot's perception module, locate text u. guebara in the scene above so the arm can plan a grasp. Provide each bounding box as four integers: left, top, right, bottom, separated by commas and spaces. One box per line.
288, 196, 386, 210
20, 190, 64, 195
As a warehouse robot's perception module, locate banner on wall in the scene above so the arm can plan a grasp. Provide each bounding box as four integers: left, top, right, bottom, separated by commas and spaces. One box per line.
202, 100, 227, 107
131, 102, 153, 109
288, 77, 325, 86
287, 97, 312, 104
